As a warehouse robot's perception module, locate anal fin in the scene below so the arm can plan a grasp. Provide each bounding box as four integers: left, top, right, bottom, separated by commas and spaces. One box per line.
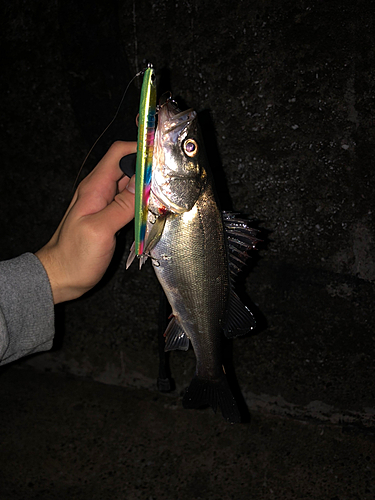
164, 316, 189, 352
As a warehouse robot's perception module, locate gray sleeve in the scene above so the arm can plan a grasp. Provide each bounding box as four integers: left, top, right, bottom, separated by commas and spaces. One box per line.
0, 253, 55, 365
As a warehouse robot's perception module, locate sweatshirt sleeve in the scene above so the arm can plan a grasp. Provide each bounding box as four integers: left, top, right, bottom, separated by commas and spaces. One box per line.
0, 253, 55, 365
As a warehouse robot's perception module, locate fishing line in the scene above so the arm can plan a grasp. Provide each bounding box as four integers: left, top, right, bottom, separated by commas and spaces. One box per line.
72, 68, 145, 192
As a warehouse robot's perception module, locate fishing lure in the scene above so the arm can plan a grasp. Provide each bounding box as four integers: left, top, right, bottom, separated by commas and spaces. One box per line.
134, 64, 157, 257
73, 64, 156, 257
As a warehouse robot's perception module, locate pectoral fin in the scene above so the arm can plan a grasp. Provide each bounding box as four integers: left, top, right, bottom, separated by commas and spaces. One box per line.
126, 213, 168, 270
144, 213, 168, 254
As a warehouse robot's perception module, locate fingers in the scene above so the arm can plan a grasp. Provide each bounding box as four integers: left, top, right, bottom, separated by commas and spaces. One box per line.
89, 141, 137, 184
60, 141, 137, 235
125, 175, 136, 193
118, 172, 136, 193
92, 177, 135, 234
118, 175, 130, 193
75, 141, 137, 215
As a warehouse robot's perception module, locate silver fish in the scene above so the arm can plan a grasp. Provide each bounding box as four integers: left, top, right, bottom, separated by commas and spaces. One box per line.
127, 97, 259, 422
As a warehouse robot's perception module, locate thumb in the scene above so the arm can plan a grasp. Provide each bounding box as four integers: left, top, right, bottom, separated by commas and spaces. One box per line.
124, 174, 136, 194
94, 175, 136, 234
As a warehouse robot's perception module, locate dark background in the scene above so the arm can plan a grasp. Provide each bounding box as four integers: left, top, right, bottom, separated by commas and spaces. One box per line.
0, 1, 374, 498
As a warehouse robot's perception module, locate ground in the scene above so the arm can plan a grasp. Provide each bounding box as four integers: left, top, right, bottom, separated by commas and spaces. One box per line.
0, 366, 374, 500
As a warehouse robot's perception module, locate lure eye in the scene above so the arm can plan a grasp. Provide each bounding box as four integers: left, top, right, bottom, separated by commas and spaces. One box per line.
183, 139, 198, 157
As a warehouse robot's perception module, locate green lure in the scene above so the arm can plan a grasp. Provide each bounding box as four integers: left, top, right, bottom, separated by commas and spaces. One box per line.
134, 64, 157, 257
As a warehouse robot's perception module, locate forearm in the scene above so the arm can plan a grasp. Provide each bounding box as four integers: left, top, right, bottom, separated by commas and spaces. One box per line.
0, 253, 55, 365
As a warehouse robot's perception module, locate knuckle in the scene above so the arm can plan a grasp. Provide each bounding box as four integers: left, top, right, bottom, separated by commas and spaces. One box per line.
109, 140, 126, 155
114, 192, 134, 215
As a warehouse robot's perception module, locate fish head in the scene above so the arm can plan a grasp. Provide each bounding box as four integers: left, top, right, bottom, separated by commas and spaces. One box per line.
152, 97, 206, 213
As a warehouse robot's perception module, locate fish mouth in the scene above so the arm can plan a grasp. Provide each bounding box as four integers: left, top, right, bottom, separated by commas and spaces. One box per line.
157, 96, 196, 135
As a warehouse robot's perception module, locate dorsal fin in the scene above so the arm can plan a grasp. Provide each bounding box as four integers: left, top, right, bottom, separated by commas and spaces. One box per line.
222, 211, 261, 280
222, 211, 259, 337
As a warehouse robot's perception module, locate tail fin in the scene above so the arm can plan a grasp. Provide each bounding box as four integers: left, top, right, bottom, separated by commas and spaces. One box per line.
182, 375, 241, 423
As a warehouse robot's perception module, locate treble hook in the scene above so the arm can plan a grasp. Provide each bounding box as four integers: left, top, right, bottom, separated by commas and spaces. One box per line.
156, 91, 179, 113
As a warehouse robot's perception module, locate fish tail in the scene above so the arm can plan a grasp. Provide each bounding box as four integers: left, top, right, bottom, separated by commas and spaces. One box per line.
182, 375, 241, 423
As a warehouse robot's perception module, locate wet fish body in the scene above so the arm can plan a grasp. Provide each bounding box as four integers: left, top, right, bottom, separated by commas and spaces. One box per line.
128, 99, 258, 422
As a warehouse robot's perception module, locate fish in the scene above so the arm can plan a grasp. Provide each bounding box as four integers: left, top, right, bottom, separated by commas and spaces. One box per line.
127, 96, 259, 423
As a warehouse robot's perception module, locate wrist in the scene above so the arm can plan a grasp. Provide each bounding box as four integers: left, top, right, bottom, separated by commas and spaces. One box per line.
35, 247, 71, 304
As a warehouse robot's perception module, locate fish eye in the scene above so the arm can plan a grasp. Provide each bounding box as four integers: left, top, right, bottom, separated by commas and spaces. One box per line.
183, 139, 198, 157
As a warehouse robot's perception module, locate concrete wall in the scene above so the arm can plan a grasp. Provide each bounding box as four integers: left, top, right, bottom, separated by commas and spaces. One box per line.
1, 1, 374, 424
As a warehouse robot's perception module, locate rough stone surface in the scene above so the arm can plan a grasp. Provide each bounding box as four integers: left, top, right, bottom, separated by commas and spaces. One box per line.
1, 0, 374, 474
1, 367, 374, 499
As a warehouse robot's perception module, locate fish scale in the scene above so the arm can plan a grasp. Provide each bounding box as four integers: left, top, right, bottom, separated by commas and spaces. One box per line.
152, 185, 229, 381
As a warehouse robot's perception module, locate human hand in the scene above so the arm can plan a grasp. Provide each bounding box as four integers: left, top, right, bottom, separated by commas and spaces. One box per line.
36, 141, 137, 304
